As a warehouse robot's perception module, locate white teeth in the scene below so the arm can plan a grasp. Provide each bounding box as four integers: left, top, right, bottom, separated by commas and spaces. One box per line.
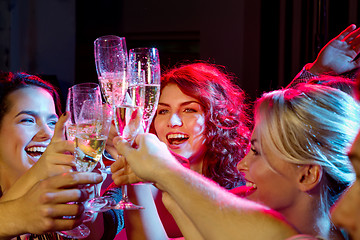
245, 181, 257, 189
167, 134, 189, 139
26, 146, 46, 153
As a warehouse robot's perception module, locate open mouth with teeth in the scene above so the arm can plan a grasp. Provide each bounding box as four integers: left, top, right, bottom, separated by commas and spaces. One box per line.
245, 181, 257, 190
25, 146, 47, 160
242, 179, 257, 197
166, 133, 190, 145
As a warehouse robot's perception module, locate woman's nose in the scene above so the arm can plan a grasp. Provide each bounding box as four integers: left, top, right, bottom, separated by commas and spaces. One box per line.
36, 123, 53, 140
237, 154, 249, 172
168, 113, 182, 127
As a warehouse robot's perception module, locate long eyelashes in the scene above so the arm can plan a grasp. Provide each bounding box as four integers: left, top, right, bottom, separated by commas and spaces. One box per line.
251, 147, 259, 156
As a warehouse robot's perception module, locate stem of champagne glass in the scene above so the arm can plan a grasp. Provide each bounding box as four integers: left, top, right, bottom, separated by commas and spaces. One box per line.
121, 185, 129, 202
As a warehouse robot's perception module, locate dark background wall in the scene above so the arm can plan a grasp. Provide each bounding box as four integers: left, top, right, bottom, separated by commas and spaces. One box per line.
1, 0, 359, 108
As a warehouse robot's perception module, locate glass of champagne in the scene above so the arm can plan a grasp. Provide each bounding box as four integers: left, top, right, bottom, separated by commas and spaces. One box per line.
128, 47, 161, 133
65, 83, 99, 141
94, 35, 128, 106
79, 103, 120, 212
57, 83, 102, 239
107, 47, 161, 210
94, 35, 128, 163
74, 101, 110, 172
112, 84, 145, 210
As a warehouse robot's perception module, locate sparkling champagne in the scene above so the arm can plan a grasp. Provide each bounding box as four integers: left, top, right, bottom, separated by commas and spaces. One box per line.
114, 105, 143, 143
66, 123, 94, 142
67, 123, 100, 142
142, 84, 160, 131
65, 124, 77, 141
98, 71, 127, 105
75, 133, 107, 172
128, 84, 160, 132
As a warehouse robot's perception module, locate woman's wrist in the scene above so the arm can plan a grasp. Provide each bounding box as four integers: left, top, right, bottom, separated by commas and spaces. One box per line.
306, 61, 330, 75
0, 199, 27, 238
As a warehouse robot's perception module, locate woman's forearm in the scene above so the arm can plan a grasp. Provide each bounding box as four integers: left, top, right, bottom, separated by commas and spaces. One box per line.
125, 183, 169, 240
155, 165, 297, 240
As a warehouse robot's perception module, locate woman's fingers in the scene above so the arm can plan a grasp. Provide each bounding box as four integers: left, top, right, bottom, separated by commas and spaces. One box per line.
52, 112, 69, 142
47, 140, 75, 155
337, 24, 357, 41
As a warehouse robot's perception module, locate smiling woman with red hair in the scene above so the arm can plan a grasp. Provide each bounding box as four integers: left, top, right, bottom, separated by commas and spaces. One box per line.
156, 62, 250, 188
121, 62, 251, 239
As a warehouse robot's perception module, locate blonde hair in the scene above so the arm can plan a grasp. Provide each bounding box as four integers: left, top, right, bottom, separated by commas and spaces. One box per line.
255, 83, 360, 212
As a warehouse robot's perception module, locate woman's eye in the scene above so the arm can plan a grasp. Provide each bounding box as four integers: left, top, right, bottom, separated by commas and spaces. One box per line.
48, 120, 58, 128
184, 108, 197, 113
20, 118, 35, 124
251, 147, 259, 156
157, 109, 168, 115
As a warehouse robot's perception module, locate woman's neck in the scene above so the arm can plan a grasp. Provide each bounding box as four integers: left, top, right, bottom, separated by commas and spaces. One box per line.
189, 154, 205, 175
190, 159, 203, 174
312, 214, 346, 240
187, 146, 207, 175
280, 195, 344, 239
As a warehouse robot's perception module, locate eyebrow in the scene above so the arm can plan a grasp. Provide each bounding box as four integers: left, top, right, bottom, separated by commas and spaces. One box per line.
250, 139, 257, 145
158, 101, 202, 108
15, 110, 58, 119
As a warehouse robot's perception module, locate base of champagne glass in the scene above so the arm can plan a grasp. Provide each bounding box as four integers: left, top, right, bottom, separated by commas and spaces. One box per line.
114, 199, 144, 210
103, 150, 115, 161
100, 166, 112, 175
57, 224, 90, 239
86, 196, 118, 212
83, 211, 94, 222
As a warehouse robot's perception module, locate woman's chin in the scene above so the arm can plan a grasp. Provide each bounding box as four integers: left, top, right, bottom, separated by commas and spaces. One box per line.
167, 144, 188, 157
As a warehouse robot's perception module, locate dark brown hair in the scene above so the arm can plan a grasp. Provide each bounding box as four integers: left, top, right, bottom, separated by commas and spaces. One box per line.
0, 72, 61, 125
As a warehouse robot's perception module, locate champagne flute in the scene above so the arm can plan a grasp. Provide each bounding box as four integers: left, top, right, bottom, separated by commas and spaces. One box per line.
111, 84, 145, 210
71, 85, 114, 209
94, 35, 128, 163
65, 83, 102, 140
88, 85, 145, 211
57, 83, 102, 239
94, 35, 142, 210
94, 35, 128, 106
74, 101, 109, 173
109, 48, 161, 210
128, 47, 161, 132
80, 103, 120, 212
105, 48, 161, 211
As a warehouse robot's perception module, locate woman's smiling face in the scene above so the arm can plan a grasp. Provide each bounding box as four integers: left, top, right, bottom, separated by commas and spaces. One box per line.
0, 86, 58, 184
236, 126, 301, 212
154, 83, 206, 160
